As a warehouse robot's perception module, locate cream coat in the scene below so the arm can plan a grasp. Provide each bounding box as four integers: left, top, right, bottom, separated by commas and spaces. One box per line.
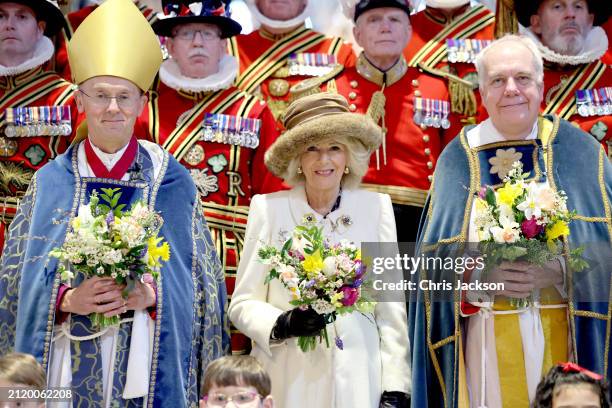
229, 186, 411, 408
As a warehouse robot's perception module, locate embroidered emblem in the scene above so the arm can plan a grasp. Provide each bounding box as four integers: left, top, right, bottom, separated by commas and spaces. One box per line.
269, 79, 290, 97
0, 136, 18, 157
184, 144, 205, 166
589, 121, 608, 142
207, 154, 228, 173
489, 148, 522, 179
0, 161, 33, 194
24, 144, 46, 166
190, 168, 219, 197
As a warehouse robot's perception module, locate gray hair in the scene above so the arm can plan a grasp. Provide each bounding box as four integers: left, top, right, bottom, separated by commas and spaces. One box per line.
474, 34, 544, 90
283, 136, 371, 189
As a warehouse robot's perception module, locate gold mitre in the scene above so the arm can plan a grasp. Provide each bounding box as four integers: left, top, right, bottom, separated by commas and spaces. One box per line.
67, 0, 162, 91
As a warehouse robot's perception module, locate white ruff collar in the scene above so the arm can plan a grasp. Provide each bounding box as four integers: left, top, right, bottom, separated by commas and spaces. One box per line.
159, 54, 238, 93
0, 37, 54, 76
246, 0, 314, 30
522, 25, 608, 66
425, 0, 469, 8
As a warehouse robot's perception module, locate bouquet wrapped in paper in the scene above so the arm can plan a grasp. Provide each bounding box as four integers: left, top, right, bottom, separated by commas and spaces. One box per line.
473, 161, 587, 307
258, 222, 375, 352
50, 188, 170, 328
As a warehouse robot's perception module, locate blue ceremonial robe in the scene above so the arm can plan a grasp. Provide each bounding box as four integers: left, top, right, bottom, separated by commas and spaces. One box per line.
408, 115, 612, 407
0, 141, 230, 407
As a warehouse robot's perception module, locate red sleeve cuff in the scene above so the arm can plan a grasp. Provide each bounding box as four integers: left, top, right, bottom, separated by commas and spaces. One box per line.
55, 284, 71, 324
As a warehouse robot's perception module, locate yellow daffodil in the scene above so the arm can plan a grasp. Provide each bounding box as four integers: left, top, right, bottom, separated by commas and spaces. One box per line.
301, 250, 323, 278
497, 182, 523, 207
331, 292, 344, 308
147, 237, 170, 267
355, 249, 361, 261
546, 220, 569, 242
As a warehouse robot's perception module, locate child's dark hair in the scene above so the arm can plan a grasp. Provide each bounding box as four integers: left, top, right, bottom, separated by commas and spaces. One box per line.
533, 363, 610, 408
201, 356, 271, 398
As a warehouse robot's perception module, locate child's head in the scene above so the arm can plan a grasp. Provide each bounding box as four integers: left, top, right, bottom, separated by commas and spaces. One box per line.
200, 356, 273, 408
533, 362, 610, 408
0, 352, 46, 407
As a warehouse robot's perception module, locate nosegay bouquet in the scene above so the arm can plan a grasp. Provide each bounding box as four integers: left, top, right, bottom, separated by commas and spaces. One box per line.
50, 188, 170, 328
473, 161, 587, 307
257, 222, 375, 352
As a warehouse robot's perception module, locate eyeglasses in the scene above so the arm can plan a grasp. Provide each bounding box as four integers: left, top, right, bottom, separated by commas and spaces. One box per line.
78, 89, 139, 109
173, 28, 220, 41
204, 391, 261, 407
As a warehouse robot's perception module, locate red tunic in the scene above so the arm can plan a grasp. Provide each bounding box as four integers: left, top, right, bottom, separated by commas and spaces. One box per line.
404, 5, 495, 123
335, 58, 461, 207
230, 26, 356, 120
53, 2, 158, 81
542, 62, 612, 156
137, 80, 283, 353
0, 67, 78, 249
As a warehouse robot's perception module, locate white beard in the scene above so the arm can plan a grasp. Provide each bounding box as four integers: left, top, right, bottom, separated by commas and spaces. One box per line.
425, 0, 470, 9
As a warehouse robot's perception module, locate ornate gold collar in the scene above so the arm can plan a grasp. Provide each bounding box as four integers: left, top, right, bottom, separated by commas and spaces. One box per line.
355, 53, 407, 87
0, 66, 43, 90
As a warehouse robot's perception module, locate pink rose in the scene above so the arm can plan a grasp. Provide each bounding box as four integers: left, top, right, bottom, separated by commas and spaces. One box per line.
520, 217, 543, 239
340, 286, 359, 307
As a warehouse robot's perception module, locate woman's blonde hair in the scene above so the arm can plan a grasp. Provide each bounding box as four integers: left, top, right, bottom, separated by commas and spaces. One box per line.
0, 352, 46, 389
283, 136, 371, 189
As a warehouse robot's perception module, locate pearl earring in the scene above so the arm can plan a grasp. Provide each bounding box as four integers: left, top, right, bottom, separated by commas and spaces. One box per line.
344, 167, 350, 174
297, 166, 303, 174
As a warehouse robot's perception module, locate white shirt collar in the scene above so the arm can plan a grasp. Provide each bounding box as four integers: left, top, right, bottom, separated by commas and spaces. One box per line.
467, 118, 538, 148
88, 138, 131, 171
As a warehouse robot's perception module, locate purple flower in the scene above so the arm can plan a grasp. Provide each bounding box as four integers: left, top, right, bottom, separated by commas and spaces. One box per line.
520, 216, 543, 239
478, 186, 489, 199
354, 260, 364, 279
106, 212, 114, 226
340, 286, 359, 306
352, 278, 363, 288
335, 336, 344, 350
305, 279, 316, 288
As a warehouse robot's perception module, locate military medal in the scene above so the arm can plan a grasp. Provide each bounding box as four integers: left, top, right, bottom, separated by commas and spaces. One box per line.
441, 101, 451, 130
423, 99, 433, 127
0, 136, 18, 157
4, 108, 16, 137
446, 39, 457, 63
432, 99, 441, 128
576, 89, 589, 117
288, 53, 337, 77
604, 87, 612, 115
413, 97, 423, 126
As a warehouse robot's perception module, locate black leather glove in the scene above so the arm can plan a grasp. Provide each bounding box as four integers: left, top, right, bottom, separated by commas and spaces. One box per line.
379, 391, 410, 408
271, 307, 327, 340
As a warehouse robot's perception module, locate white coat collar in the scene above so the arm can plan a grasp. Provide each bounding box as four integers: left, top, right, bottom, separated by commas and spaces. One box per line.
287, 185, 355, 236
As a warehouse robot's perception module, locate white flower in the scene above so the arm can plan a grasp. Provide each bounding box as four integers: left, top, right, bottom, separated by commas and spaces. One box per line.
490, 214, 521, 243
73, 204, 95, 230
291, 233, 311, 256
516, 181, 544, 219
312, 299, 335, 314
322, 257, 337, 276
279, 264, 297, 281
